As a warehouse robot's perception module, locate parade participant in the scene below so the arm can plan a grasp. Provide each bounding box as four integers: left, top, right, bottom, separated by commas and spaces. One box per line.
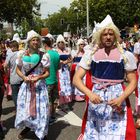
46, 33, 55, 45
42, 37, 60, 124
56, 34, 73, 111
12, 33, 25, 50
15, 30, 50, 140
133, 36, 140, 128
1, 41, 12, 101
71, 38, 86, 101
73, 15, 137, 140
4, 40, 22, 108
0, 42, 5, 138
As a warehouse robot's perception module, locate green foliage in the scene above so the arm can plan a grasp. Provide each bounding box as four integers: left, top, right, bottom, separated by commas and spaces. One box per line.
43, 0, 140, 35
0, 0, 40, 25
1, 0, 140, 36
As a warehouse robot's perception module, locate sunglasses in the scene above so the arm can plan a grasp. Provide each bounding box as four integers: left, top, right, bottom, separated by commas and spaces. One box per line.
80, 44, 85, 45
58, 41, 64, 43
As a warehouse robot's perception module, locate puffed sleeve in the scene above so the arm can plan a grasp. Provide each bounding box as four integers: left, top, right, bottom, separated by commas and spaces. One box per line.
134, 43, 140, 54
71, 50, 77, 58
41, 53, 50, 68
79, 49, 92, 70
16, 50, 24, 66
124, 51, 137, 71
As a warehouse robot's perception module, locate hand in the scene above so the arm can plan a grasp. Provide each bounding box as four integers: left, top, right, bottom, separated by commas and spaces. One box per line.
30, 76, 39, 83
23, 76, 30, 83
107, 95, 125, 109
89, 93, 102, 104
66, 56, 73, 64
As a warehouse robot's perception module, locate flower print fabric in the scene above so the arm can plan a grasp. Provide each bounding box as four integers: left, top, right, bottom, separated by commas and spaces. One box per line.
15, 50, 50, 140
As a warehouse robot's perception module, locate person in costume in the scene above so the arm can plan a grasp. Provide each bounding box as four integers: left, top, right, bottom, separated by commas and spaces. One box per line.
133, 36, 140, 128
0, 42, 6, 138
15, 30, 50, 140
71, 38, 86, 101
56, 34, 73, 111
73, 15, 137, 140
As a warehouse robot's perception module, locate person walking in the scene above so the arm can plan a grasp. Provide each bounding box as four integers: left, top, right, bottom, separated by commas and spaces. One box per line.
4, 40, 22, 109
56, 35, 73, 111
73, 15, 137, 140
71, 38, 86, 101
42, 36, 60, 124
133, 36, 140, 128
0, 42, 6, 139
15, 30, 50, 140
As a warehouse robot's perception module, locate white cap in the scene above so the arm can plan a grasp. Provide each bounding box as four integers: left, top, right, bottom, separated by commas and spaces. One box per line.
89, 21, 99, 38
56, 34, 66, 44
46, 33, 54, 41
12, 33, 21, 43
26, 30, 41, 42
95, 15, 114, 31
92, 15, 120, 44
77, 38, 85, 46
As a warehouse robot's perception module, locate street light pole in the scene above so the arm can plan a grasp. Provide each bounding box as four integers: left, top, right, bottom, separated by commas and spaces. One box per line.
86, 0, 89, 37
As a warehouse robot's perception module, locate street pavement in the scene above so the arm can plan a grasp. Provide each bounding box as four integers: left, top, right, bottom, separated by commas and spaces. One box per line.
1, 93, 140, 140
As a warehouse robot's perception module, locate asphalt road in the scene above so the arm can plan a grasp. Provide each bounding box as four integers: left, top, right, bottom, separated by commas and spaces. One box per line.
1, 93, 140, 140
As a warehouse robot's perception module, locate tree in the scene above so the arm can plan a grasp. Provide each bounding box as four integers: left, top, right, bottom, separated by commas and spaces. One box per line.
0, 0, 40, 26
39, 0, 140, 35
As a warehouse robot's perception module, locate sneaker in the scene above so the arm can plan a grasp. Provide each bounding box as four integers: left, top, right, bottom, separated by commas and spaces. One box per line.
18, 127, 30, 140
0, 124, 4, 139
6, 95, 12, 101
49, 117, 56, 125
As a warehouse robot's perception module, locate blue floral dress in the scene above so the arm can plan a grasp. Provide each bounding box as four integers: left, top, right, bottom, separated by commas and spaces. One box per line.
78, 48, 137, 140
15, 50, 50, 140
56, 48, 72, 104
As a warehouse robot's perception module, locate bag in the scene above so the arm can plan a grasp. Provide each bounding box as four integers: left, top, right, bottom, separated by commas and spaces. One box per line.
20, 52, 43, 85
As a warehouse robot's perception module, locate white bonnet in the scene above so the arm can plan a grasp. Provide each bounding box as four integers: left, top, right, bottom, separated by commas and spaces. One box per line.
12, 33, 21, 43
26, 30, 41, 42
77, 38, 85, 46
46, 33, 55, 41
92, 15, 120, 44
56, 34, 66, 44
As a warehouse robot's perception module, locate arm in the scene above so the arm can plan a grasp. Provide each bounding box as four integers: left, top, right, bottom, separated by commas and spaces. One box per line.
16, 65, 50, 83
16, 65, 30, 83
73, 67, 102, 104
134, 53, 139, 64
32, 67, 50, 82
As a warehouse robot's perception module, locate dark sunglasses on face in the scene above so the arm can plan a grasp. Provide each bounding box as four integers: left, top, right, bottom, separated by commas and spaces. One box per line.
80, 44, 85, 45
58, 41, 64, 43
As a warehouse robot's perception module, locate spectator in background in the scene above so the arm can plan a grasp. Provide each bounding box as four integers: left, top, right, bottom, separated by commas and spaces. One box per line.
4, 40, 22, 109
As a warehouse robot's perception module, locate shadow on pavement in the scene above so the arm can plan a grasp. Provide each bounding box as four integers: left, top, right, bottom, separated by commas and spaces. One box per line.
46, 121, 70, 140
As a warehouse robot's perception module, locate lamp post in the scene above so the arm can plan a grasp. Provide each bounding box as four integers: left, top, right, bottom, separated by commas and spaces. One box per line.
74, 7, 79, 35
86, 0, 89, 37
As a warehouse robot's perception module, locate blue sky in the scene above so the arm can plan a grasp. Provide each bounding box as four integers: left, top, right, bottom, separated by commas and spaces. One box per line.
39, 0, 73, 19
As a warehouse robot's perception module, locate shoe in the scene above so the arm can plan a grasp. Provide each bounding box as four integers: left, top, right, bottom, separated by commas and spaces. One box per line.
0, 125, 4, 139
49, 117, 56, 125
18, 127, 30, 140
43, 135, 47, 140
7, 95, 12, 101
